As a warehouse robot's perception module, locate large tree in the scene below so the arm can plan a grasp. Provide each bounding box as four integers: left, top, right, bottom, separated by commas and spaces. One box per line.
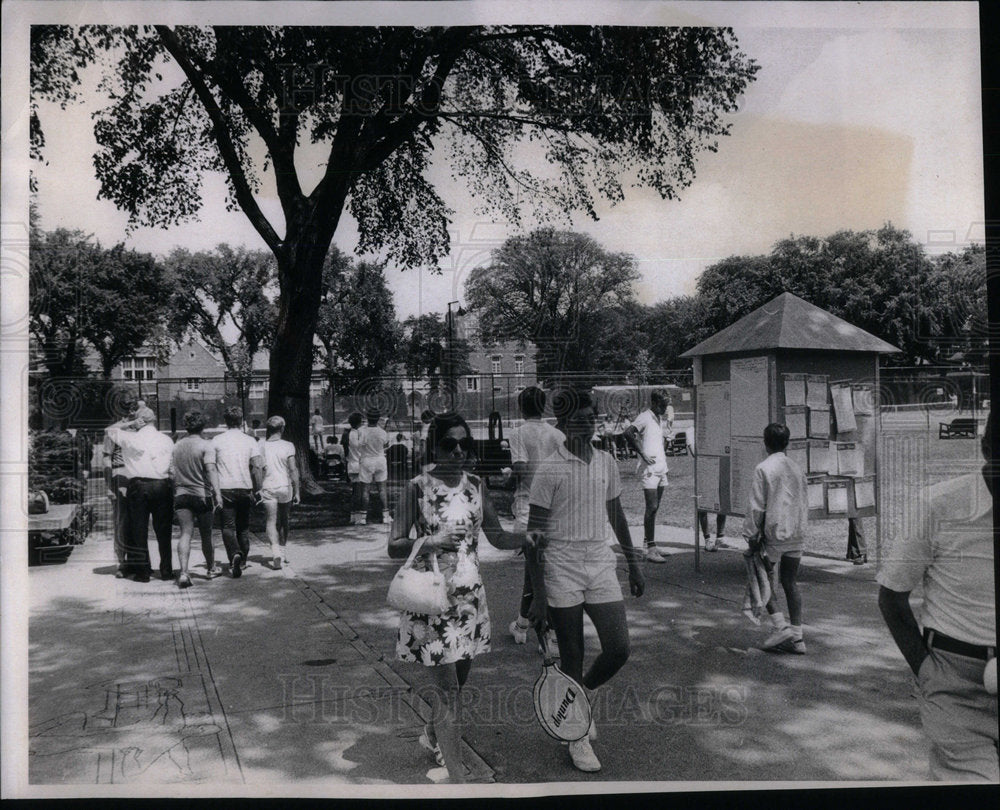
29, 227, 172, 379
694, 225, 945, 365
164, 243, 277, 380
31, 24, 758, 476
400, 313, 472, 390
465, 227, 640, 382
315, 248, 402, 395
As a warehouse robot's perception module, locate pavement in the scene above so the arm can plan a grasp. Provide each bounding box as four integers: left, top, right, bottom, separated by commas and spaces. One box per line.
25, 514, 935, 792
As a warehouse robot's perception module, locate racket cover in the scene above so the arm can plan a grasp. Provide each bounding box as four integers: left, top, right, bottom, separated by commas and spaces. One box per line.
532, 632, 592, 742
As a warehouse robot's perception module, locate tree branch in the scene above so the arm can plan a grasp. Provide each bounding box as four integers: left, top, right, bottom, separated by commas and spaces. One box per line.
155, 25, 282, 253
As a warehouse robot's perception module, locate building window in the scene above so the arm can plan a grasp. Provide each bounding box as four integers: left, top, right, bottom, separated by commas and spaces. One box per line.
493, 386, 503, 395
309, 380, 327, 397
513, 355, 525, 375
466, 375, 480, 393
185, 378, 201, 393
248, 380, 267, 400
491, 354, 502, 374
121, 356, 157, 381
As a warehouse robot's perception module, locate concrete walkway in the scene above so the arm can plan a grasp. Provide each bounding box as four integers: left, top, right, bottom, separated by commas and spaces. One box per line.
26, 518, 933, 791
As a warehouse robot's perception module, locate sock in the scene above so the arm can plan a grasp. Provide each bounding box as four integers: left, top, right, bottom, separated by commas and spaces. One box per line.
769, 611, 786, 630
789, 624, 803, 640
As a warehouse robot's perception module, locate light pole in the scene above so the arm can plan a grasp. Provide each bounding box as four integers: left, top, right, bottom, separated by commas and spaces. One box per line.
446, 300, 463, 405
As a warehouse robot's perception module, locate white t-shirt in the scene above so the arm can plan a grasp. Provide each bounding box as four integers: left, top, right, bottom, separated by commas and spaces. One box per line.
212, 428, 262, 489
877, 473, 995, 646
259, 438, 296, 491
508, 420, 565, 503
632, 409, 667, 467
360, 425, 388, 460
310, 414, 324, 434
529, 444, 621, 563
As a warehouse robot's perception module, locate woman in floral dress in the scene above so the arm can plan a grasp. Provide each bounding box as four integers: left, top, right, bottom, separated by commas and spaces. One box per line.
389, 412, 525, 782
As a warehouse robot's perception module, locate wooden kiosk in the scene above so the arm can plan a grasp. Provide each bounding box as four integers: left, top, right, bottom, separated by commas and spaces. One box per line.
679, 293, 900, 570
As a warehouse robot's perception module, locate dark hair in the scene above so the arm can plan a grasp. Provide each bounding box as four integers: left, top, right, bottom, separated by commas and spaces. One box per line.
651, 389, 669, 406
366, 408, 381, 424
420, 409, 435, 423
326, 435, 338, 444
183, 410, 206, 433
518, 386, 546, 418
224, 406, 243, 428
396, 433, 404, 441
426, 412, 473, 464
763, 422, 791, 453
348, 412, 363, 429
552, 389, 595, 422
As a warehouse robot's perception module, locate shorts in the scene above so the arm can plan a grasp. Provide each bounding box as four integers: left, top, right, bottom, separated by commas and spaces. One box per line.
174, 494, 213, 515
359, 456, 388, 484
261, 486, 292, 504
640, 460, 669, 490
545, 555, 623, 608
765, 537, 804, 558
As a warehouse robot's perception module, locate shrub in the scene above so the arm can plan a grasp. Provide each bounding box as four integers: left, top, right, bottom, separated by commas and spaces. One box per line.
28, 429, 86, 504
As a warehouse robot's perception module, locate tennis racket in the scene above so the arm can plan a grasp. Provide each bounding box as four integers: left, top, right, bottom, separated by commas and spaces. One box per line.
532, 630, 592, 742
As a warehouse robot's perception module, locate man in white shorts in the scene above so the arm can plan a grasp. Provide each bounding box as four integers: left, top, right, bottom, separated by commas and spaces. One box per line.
624, 390, 671, 563
359, 408, 389, 524
527, 390, 645, 773
258, 415, 300, 569
506, 386, 564, 646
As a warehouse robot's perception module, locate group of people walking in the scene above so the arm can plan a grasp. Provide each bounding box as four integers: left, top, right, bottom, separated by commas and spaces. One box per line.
104, 404, 299, 585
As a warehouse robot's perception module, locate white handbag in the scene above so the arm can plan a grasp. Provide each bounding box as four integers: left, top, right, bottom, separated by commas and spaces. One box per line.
387, 536, 450, 615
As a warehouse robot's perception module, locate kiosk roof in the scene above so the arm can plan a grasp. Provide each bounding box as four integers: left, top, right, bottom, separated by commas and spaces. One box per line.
680, 292, 901, 358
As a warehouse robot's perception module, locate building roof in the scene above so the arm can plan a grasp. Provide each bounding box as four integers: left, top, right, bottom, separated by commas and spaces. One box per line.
680, 292, 901, 358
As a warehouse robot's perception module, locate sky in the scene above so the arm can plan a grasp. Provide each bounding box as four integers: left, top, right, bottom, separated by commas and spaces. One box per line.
20, 1, 986, 321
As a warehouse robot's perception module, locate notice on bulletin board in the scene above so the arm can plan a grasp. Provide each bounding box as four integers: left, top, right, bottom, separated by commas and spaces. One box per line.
807, 476, 825, 510
807, 375, 828, 409
827, 480, 849, 513
783, 373, 806, 406
808, 439, 833, 474
831, 383, 857, 433
730, 356, 770, 438
787, 439, 808, 473
730, 437, 766, 516
854, 476, 876, 509
836, 442, 863, 476
852, 384, 873, 416
696, 456, 721, 513
783, 406, 808, 440
696, 382, 731, 457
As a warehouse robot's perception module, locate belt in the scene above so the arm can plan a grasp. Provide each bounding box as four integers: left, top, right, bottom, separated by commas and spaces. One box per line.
924, 628, 996, 661
131, 477, 169, 483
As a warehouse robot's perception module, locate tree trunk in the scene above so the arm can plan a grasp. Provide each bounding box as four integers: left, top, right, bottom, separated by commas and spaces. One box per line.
267, 217, 340, 495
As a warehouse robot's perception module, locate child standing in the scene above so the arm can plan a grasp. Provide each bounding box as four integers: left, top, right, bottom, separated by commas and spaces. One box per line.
742, 422, 809, 653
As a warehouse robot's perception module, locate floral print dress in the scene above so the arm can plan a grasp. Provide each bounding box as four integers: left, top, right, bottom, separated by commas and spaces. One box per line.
396, 469, 491, 666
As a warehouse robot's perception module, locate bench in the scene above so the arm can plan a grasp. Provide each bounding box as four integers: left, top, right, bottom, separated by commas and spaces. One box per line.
939, 417, 978, 439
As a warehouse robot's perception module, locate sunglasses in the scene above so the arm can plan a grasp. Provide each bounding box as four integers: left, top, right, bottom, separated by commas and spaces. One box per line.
438, 435, 474, 454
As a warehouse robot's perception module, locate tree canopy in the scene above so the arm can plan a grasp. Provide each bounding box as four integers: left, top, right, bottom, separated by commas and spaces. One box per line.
164, 243, 277, 377
29, 227, 172, 379
465, 227, 640, 381
315, 247, 402, 391
400, 313, 472, 387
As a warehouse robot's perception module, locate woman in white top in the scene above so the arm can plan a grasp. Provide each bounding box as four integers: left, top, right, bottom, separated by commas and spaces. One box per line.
258, 415, 300, 569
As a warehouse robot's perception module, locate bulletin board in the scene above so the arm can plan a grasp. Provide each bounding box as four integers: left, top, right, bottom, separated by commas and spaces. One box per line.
781, 372, 878, 520
692, 353, 880, 520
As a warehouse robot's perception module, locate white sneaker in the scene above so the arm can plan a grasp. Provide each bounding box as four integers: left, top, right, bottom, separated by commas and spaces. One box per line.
762, 625, 796, 650
509, 619, 528, 645
568, 736, 601, 772
645, 547, 668, 563
704, 537, 717, 552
